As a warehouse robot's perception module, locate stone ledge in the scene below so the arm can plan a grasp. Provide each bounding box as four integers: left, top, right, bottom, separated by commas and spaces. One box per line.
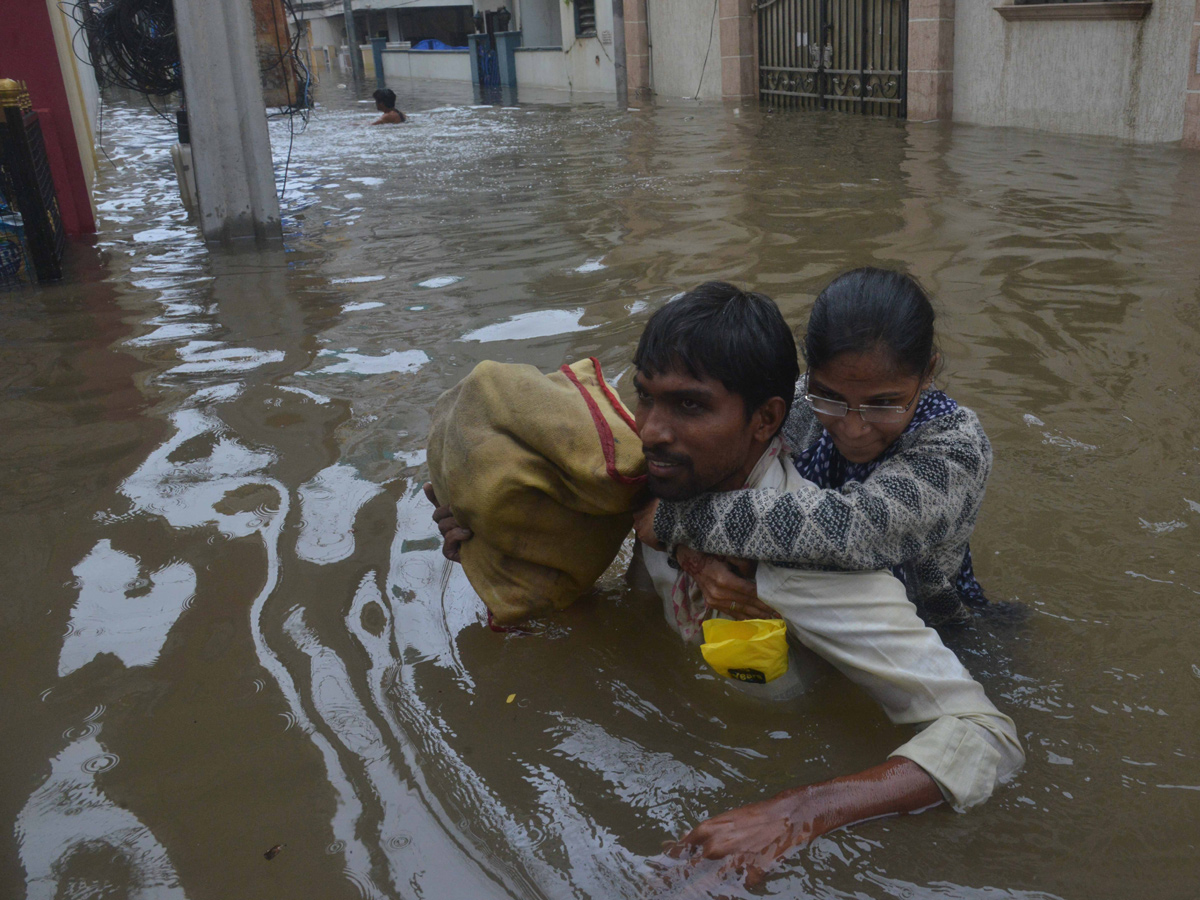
995, 2, 1152, 21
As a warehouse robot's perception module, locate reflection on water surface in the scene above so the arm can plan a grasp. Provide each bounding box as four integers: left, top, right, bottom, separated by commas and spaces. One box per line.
2, 82, 1199, 900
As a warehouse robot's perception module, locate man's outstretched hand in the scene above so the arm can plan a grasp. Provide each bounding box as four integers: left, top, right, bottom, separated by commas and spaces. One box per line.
663, 790, 812, 887
662, 758, 944, 885
423, 482, 472, 562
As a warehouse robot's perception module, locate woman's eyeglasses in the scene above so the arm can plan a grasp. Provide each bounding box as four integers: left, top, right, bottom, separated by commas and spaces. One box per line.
803, 388, 920, 424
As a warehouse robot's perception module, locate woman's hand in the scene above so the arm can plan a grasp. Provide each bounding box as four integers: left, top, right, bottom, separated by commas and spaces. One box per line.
632, 497, 664, 550
675, 546, 779, 620
423, 482, 472, 562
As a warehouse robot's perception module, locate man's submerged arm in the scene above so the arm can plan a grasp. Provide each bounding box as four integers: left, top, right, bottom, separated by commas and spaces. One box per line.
668, 563, 1024, 880
670, 758, 942, 878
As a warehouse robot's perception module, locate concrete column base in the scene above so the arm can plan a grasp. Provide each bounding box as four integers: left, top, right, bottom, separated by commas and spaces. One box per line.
174, 0, 282, 243
495, 31, 522, 89
719, 0, 757, 100
907, 0, 955, 121
623, 0, 651, 99
1184, 2, 1200, 149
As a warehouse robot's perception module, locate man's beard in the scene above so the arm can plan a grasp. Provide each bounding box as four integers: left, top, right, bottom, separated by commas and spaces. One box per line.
643, 448, 700, 501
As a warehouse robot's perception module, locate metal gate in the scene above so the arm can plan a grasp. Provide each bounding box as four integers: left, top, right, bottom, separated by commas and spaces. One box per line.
476, 34, 500, 90
758, 0, 907, 117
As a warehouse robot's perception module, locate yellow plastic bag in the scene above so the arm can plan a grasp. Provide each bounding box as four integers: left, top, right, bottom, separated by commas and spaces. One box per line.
700, 618, 789, 684
427, 357, 646, 626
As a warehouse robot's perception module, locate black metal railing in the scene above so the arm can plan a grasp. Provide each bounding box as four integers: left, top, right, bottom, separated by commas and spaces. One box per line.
758, 0, 907, 118
0, 106, 65, 283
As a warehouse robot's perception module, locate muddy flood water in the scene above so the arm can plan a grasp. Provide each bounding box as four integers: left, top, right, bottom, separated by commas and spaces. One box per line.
2, 82, 1199, 900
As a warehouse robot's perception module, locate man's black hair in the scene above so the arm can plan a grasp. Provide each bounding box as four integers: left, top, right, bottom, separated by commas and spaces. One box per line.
634, 282, 799, 422
373, 88, 396, 109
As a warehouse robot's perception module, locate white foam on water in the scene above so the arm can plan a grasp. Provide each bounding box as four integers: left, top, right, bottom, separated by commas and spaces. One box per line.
349, 176, 385, 185
59, 540, 197, 676
342, 301, 385, 312
332, 275, 386, 284
1139, 518, 1187, 534
418, 275, 462, 289
460, 308, 598, 343
171, 341, 287, 376
126, 322, 214, 347
279, 385, 332, 405
396, 449, 427, 468
133, 227, 192, 243
296, 465, 384, 565
312, 349, 429, 375
574, 258, 607, 273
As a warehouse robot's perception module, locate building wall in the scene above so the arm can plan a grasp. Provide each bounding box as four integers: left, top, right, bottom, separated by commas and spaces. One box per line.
253, 0, 297, 107
521, 0, 563, 48
381, 49, 472, 82
647, 0, 722, 100
515, 49, 566, 87
309, 15, 344, 48
558, 1, 618, 93
954, 0, 1194, 142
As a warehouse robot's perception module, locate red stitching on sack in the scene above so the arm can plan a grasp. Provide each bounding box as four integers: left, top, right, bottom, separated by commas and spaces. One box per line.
589, 356, 641, 435
561, 362, 647, 486
488, 608, 537, 634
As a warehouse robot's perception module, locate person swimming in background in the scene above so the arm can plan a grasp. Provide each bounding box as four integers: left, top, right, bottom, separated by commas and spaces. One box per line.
369, 88, 406, 125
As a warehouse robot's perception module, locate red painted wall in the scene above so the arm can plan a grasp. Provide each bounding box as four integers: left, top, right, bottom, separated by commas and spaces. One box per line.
0, 0, 96, 234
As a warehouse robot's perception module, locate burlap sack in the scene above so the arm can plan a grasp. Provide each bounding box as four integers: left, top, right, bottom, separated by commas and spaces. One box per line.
427, 357, 647, 625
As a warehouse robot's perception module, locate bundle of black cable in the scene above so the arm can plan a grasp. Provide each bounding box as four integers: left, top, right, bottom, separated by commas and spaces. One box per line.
80, 0, 182, 97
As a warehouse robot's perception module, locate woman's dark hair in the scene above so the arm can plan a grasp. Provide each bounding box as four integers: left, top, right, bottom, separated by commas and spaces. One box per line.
634, 282, 799, 421
373, 88, 396, 109
803, 267, 937, 377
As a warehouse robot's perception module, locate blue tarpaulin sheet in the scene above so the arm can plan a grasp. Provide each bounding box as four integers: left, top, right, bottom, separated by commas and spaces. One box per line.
411, 39, 466, 50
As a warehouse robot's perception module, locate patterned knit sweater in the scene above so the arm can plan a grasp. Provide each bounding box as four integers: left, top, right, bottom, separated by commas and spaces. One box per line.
653, 384, 993, 626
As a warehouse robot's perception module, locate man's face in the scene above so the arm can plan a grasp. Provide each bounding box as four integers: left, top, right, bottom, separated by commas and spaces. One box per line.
633, 367, 762, 501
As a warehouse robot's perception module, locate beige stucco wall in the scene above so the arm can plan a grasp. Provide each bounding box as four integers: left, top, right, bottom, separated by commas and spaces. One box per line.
381, 49, 472, 82
647, 0, 723, 100
507, 2, 619, 94
954, 0, 1193, 142
557, 1, 617, 93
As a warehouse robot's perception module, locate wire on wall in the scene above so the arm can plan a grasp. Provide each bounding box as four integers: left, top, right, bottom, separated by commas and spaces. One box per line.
66, 0, 182, 98
65, 0, 314, 200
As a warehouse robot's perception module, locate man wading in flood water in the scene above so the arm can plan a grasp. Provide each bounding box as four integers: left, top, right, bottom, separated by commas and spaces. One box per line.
427, 280, 1025, 880
367, 88, 407, 125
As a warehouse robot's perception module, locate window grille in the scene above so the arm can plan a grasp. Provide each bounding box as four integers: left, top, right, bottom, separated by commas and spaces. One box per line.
575, 0, 597, 37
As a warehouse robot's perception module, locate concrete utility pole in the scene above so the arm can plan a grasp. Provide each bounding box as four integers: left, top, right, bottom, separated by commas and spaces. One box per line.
612, 0, 628, 109
343, 0, 366, 83
173, 0, 282, 243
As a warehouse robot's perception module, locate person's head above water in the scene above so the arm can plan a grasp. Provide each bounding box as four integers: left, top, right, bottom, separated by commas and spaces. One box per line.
802, 267, 940, 465
373, 88, 397, 111
633, 282, 799, 501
